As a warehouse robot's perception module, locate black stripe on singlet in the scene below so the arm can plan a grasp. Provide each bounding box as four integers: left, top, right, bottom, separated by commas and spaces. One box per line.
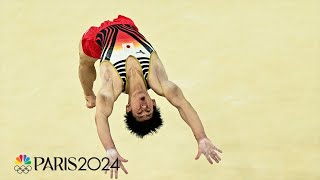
96, 27, 112, 52
116, 67, 126, 71
139, 60, 149, 63
96, 29, 106, 49
105, 27, 119, 60
140, 64, 149, 69
99, 26, 115, 60
100, 26, 119, 60
138, 58, 150, 65
117, 68, 126, 73
118, 24, 154, 49
143, 69, 149, 75
139, 61, 149, 65
141, 64, 149, 70
141, 64, 149, 69
113, 59, 126, 67
115, 65, 125, 71
113, 25, 153, 54
137, 57, 150, 61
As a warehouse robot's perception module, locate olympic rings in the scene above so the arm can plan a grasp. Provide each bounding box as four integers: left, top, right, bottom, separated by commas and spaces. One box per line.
14, 165, 32, 174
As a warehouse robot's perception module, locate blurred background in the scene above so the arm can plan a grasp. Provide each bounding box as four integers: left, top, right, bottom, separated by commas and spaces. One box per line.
1, 0, 319, 179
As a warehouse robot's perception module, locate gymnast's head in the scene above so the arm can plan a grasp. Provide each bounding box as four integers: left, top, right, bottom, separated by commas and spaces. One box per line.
125, 92, 163, 138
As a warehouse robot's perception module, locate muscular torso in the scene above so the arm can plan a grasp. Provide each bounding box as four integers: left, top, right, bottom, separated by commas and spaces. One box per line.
80, 33, 167, 100
99, 51, 167, 99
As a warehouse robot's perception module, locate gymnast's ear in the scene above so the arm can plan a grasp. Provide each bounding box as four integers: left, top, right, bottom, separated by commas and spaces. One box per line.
126, 104, 131, 112
152, 99, 156, 106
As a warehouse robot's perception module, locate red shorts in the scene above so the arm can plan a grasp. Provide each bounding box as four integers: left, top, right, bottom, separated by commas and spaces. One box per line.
81, 15, 139, 59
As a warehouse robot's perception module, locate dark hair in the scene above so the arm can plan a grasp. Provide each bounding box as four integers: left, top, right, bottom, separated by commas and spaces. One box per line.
124, 106, 163, 138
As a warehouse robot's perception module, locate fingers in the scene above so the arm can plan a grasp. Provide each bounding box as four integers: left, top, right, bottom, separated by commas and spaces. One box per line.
197, 148, 222, 164
120, 163, 128, 174
215, 152, 222, 161
205, 153, 213, 164
119, 156, 128, 163
209, 153, 219, 163
208, 146, 223, 163
106, 163, 128, 179
195, 149, 202, 160
106, 168, 125, 179
214, 147, 223, 153
115, 169, 118, 179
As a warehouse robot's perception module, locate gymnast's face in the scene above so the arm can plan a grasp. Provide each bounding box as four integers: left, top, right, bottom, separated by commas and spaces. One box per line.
126, 93, 156, 122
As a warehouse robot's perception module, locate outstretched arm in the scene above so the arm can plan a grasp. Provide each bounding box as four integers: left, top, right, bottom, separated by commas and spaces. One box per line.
95, 78, 128, 178
161, 81, 207, 141
148, 53, 208, 141
95, 79, 116, 150
162, 81, 222, 163
148, 52, 222, 164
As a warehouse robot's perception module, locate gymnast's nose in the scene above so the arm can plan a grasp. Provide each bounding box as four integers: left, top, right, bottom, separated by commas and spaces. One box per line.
141, 104, 151, 113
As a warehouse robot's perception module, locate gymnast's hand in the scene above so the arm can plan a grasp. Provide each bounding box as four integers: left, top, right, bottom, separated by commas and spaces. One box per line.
85, 93, 96, 108
105, 148, 128, 179
195, 138, 222, 164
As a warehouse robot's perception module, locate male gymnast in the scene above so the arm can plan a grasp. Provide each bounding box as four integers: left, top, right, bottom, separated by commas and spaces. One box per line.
78, 15, 222, 179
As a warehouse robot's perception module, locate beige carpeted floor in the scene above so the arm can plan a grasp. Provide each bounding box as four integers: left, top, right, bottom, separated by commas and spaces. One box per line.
1, 0, 319, 179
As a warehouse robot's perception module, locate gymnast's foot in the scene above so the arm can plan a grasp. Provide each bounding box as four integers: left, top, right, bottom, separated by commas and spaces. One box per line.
85, 94, 96, 108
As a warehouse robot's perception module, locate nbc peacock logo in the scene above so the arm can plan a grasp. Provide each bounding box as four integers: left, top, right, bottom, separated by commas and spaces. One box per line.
14, 154, 32, 174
